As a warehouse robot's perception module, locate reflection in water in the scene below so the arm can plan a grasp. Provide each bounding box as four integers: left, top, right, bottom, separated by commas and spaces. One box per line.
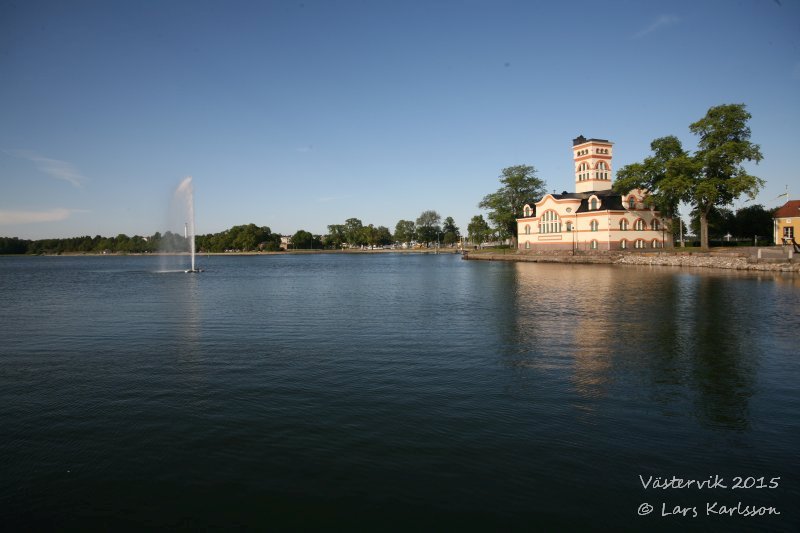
510, 263, 767, 431
683, 275, 755, 430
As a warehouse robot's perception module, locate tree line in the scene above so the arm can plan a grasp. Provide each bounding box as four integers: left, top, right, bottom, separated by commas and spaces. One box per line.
0, 212, 468, 254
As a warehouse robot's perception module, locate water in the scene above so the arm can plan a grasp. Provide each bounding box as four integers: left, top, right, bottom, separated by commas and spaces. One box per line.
1, 254, 798, 530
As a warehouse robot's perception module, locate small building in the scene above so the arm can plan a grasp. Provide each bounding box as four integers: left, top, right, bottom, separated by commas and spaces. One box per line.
773, 199, 800, 245
517, 136, 672, 252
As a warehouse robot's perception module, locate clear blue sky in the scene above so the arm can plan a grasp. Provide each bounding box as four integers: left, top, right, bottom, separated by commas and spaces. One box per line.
1, 0, 798, 239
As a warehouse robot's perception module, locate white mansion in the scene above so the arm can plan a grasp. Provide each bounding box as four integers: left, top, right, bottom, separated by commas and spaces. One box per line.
517, 136, 672, 252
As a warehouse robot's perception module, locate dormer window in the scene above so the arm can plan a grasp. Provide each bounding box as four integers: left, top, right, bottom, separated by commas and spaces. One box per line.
590, 197, 599, 210
628, 197, 636, 209
524, 206, 531, 217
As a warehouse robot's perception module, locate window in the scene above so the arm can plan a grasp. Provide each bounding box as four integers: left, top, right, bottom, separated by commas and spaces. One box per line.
538, 210, 561, 234
590, 240, 598, 250
590, 198, 598, 210
524, 206, 530, 217
652, 239, 661, 248
590, 220, 599, 232
635, 239, 645, 249
597, 161, 607, 170
634, 219, 645, 231
628, 197, 635, 209
525, 224, 531, 235
619, 219, 628, 231
784, 227, 795, 239
525, 241, 530, 249
566, 221, 572, 232
651, 219, 660, 231
620, 239, 627, 249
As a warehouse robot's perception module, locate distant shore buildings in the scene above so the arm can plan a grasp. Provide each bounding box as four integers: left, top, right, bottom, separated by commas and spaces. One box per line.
517, 136, 672, 252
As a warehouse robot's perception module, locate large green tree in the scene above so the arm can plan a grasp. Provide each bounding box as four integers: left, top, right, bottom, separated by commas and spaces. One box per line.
289, 230, 320, 249
442, 216, 460, 246
343, 218, 364, 247
467, 214, 491, 246
415, 210, 441, 246
479, 165, 546, 247
615, 104, 763, 249
324, 224, 346, 249
394, 220, 416, 245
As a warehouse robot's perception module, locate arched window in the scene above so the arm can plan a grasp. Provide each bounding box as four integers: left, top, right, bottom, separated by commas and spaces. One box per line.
590, 240, 598, 250
590, 220, 599, 232
651, 219, 660, 231
628, 197, 636, 209
652, 239, 660, 248
635, 239, 645, 249
620, 239, 627, 249
634, 219, 645, 231
565, 221, 572, 232
590, 198, 598, 210
525, 241, 530, 249
538, 210, 561, 234
524, 206, 530, 217
525, 224, 531, 235
597, 161, 607, 170
619, 219, 628, 231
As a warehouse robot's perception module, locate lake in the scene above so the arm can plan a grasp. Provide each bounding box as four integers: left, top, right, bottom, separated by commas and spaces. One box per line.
1, 254, 798, 530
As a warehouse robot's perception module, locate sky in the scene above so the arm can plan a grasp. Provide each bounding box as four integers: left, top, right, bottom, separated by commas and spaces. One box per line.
1, 0, 799, 239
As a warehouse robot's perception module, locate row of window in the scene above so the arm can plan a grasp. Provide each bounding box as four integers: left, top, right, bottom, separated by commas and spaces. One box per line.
522, 216, 662, 234
578, 172, 609, 181
522, 239, 663, 250
575, 148, 610, 156
576, 162, 609, 172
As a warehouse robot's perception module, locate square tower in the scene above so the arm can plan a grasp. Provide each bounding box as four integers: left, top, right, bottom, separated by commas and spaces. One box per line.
573, 135, 613, 193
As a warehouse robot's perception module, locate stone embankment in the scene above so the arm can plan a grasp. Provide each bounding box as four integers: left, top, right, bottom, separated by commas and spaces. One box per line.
463, 248, 800, 272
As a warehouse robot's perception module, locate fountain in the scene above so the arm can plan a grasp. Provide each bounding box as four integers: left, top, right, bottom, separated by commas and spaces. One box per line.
175, 176, 202, 273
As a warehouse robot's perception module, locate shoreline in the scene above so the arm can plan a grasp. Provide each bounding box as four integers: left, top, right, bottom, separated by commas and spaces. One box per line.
463, 248, 800, 272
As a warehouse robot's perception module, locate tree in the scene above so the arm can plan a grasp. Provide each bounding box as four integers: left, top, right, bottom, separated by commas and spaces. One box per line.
374, 226, 393, 246
732, 204, 773, 241
343, 218, 364, 247
690, 207, 735, 240
479, 165, 546, 247
394, 220, 416, 245
290, 230, 319, 249
415, 210, 441, 246
616, 104, 763, 249
442, 216, 460, 246
467, 214, 491, 246
689, 104, 764, 248
613, 135, 692, 218
324, 224, 346, 249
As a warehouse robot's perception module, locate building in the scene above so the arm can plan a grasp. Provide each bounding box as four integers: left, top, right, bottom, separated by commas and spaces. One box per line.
773, 199, 800, 246
517, 136, 672, 252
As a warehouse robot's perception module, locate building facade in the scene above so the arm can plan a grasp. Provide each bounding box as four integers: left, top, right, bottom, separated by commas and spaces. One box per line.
773, 200, 800, 245
517, 136, 672, 252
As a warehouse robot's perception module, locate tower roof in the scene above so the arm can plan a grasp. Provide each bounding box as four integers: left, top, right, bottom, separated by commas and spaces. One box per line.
573, 135, 611, 146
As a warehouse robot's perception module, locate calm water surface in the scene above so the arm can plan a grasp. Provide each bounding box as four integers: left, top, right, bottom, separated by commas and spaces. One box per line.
1, 254, 798, 530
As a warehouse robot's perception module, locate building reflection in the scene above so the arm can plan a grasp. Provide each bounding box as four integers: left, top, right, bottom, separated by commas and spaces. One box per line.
508, 262, 759, 431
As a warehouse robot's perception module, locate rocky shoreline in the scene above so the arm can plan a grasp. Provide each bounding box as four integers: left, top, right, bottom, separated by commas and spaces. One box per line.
463, 248, 800, 272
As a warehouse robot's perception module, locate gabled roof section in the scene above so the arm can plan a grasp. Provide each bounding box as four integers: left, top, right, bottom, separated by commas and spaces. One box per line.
774, 200, 800, 218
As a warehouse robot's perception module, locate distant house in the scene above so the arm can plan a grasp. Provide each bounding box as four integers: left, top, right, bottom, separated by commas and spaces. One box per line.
773, 200, 800, 245
280, 235, 290, 250
517, 136, 671, 252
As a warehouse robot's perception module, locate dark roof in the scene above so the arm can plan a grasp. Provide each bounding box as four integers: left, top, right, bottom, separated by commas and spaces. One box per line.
573, 135, 611, 146
774, 200, 800, 218
522, 189, 627, 215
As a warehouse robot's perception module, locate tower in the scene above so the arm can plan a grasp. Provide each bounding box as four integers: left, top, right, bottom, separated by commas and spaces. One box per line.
573, 135, 613, 193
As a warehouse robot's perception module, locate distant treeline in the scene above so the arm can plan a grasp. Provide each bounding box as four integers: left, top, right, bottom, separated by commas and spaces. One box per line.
0, 224, 282, 255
